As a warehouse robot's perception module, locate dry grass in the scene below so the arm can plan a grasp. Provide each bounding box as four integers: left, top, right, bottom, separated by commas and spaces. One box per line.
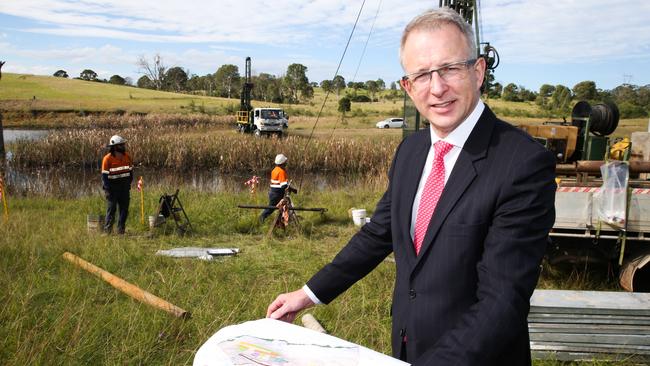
9, 125, 400, 176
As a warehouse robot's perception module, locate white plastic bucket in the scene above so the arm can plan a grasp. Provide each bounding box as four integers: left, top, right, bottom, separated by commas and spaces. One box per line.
351, 209, 366, 226
148, 215, 165, 229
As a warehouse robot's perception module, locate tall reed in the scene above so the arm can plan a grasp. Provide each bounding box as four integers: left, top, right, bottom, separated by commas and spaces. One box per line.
10, 127, 399, 176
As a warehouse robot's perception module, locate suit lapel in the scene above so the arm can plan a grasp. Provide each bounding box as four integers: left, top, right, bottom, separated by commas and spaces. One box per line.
413, 107, 497, 268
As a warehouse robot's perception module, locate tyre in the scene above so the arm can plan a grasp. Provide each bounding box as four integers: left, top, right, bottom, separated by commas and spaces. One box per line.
383, 125, 389, 129
254, 129, 261, 137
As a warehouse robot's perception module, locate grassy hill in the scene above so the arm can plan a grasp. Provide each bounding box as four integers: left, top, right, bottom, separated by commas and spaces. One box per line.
0, 73, 646, 137
0, 73, 236, 116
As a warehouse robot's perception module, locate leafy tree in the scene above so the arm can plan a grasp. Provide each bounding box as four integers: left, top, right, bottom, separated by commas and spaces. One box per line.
490, 82, 503, 99
320, 79, 333, 94
502, 83, 520, 102
164, 67, 188, 92
301, 84, 314, 102
637, 85, 650, 108
550, 84, 572, 115
539, 84, 555, 98
189, 74, 216, 96
482, 72, 494, 98
338, 96, 351, 124
617, 102, 648, 118
108, 74, 126, 85
366, 80, 379, 101
572, 81, 597, 101
283, 63, 310, 103
483, 73, 501, 99
348, 81, 365, 91
612, 84, 637, 105
137, 75, 154, 89
214, 64, 240, 99
53, 70, 68, 78
376, 78, 386, 90
332, 75, 346, 97
254, 73, 282, 102
389, 81, 397, 90
518, 86, 537, 102
137, 53, 166, 90
80, 69, 98, 81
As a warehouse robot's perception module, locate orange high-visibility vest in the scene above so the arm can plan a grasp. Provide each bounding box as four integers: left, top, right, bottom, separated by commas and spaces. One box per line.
102, 152, 133, 184
269, 166, 288, 189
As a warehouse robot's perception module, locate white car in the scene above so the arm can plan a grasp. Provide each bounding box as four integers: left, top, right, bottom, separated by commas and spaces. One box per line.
376, 118, 405, 129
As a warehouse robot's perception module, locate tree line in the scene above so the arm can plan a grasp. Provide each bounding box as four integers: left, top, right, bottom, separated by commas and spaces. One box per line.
484, 76, 650, 118
51, 55, 649, 118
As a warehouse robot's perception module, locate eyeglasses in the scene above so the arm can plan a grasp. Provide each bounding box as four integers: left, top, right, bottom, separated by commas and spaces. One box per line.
402, 59, 477, 88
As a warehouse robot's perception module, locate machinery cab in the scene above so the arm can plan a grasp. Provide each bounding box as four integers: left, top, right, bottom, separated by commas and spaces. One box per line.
252, 108, 288, 137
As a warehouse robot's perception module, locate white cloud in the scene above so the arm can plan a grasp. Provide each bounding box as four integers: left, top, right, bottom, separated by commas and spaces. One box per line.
0, 0, 429, 45
1, 0, 649, 88
480, 0, 650, 64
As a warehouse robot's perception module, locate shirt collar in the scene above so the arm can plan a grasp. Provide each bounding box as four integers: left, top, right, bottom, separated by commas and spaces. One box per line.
429, 99, 484, 148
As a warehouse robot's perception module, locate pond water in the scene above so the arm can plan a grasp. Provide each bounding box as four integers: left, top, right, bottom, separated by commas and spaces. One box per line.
3, 129, 52, 143
1, 128, 383, 197
3, 166, 378, 198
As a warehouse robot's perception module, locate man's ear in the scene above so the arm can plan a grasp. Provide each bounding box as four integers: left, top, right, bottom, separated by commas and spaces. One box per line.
474, 57, 487, 90
400, 79, 413, 99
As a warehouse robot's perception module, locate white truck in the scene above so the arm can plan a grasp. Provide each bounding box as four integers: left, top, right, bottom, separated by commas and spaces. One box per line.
237, 107, 288, 137
251, 107, 288, 137
236, 57, 289, 137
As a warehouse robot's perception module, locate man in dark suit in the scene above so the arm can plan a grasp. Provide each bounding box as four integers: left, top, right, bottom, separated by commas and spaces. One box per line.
267, 7, 556, 365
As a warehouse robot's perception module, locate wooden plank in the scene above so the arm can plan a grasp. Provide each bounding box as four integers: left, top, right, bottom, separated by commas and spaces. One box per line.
62, 252, 190, 319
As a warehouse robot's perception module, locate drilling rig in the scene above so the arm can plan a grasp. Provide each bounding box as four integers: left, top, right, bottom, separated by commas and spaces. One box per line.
236, 57, 288, 137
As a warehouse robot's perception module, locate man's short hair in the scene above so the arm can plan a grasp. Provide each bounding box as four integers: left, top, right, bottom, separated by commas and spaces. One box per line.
399, 7, 476, 68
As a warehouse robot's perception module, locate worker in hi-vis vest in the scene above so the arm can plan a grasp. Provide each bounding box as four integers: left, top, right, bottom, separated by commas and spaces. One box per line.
101, 135, 133, 234
260, 154, 297, 223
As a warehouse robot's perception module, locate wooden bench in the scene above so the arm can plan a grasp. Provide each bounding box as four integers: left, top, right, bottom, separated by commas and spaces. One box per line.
529, 289, 650, 362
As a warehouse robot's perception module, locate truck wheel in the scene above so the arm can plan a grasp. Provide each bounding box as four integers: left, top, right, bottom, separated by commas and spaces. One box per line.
254, 129, 261, 137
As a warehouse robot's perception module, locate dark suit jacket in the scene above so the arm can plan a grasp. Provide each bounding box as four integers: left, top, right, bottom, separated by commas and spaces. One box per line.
307, 106, 556, 365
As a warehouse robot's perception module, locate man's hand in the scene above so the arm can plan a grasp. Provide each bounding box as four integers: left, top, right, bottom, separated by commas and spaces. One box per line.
266, 289, 314, 323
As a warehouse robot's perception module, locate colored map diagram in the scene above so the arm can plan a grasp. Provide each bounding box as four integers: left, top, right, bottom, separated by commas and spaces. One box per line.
217, 334, 359, 365
193, 318, 409, 366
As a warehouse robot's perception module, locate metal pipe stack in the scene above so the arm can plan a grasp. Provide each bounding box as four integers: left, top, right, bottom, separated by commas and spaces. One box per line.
529, 289, 650, 362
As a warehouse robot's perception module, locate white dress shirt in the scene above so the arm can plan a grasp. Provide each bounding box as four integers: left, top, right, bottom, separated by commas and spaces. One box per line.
409, 100, 484, 240
303, 100, 486, 305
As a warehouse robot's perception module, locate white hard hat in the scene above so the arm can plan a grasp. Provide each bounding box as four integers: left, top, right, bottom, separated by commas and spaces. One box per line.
274, 154, 287, 165
109, 135, 126, 146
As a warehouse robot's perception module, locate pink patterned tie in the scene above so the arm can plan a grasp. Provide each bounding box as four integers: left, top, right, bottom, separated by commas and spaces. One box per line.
413, 140, 454, 255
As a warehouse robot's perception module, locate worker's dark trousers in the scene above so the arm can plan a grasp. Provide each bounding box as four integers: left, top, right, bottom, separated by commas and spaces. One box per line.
104, 189, 130, 234
260, 188, 285, 222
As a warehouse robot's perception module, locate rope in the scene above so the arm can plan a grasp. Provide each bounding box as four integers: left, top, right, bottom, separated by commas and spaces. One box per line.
329, 0, 383, 141
296, 0, 367, 191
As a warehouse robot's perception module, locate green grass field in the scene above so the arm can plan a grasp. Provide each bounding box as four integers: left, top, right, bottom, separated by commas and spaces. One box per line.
0, 187, 625, 366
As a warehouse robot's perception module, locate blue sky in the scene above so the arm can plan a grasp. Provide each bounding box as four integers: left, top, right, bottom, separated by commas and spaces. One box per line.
1, 0, 649, 92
